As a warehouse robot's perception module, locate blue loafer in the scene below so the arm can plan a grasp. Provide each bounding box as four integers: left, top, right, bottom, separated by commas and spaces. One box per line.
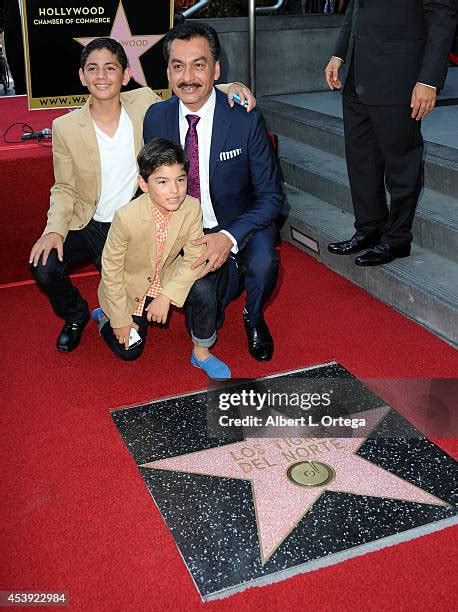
91, 307, 108, 332
91, 307, 104, 322
191, 351, 231, 380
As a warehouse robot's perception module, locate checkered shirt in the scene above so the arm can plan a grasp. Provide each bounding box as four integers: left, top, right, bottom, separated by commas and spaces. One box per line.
133, 201, 172, 316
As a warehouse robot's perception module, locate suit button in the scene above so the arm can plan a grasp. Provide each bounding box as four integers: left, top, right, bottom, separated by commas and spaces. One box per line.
135, 297, 140, 302
147, 277, 152, 282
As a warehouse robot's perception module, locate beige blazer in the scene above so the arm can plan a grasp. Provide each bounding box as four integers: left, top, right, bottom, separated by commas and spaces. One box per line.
97, 192, 205, 329
44, 87, 160, 239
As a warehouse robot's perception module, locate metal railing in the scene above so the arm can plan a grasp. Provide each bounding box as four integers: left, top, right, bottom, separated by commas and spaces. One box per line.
181, 0, 286, 19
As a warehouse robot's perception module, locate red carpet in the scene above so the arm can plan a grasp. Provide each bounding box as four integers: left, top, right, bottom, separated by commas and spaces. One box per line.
0, 97, 91, 284
1, 243, 457, 611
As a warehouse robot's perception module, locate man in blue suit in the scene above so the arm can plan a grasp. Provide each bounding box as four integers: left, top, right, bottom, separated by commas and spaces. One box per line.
144, 22, 284, 365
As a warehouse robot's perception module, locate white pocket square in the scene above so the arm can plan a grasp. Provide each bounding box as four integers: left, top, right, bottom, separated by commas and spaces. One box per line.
219, 148, 242, 161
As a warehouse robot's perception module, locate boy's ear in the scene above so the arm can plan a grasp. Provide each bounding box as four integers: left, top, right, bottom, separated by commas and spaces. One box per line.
122, 67, 131, 87
138, 175, 149, 193
79, 68, 86, 87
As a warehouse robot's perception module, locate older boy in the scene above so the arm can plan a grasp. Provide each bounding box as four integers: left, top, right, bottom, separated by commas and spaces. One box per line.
95, 138, 230, 379
29, 37, 254, 353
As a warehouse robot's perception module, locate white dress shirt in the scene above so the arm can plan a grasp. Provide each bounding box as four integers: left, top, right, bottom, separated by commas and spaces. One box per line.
179, 89, 238, 251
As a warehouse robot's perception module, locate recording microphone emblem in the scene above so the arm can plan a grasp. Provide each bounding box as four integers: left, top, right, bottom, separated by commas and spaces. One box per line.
21, 127, 52, 141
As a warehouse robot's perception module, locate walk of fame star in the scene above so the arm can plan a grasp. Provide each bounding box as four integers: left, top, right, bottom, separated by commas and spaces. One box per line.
74, 1, 165, 87
140, 406, 449, 564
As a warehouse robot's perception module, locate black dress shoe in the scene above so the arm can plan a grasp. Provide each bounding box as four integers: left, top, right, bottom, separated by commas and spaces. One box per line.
328, 232, 380, 255
56, 317, 90, 352
355, 242, 411, 266
243, 313, 274, 361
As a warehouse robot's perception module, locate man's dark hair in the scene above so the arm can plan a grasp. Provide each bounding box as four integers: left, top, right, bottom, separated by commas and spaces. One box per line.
163, 22, 221, 65
138, 138, 189, 181
80, 37, 128, 71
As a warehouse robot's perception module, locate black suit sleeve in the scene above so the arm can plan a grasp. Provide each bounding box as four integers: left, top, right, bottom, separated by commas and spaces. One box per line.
333, 0, 354, 61
418, 0, 457, 87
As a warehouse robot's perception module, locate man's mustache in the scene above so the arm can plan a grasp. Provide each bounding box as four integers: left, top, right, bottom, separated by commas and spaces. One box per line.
178, 82, 202, 89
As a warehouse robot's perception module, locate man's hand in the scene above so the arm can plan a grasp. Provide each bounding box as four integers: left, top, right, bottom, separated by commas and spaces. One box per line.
146, 294, 171, 324
411, 83, 436, 120
113, 322, 139, 350
227, 82, 256, 112
325, 57, 343, 90
191, 232, 233, 278
29, 232, 64, 267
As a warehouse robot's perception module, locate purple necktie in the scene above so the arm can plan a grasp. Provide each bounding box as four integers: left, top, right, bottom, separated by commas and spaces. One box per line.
184, 114, 201, 201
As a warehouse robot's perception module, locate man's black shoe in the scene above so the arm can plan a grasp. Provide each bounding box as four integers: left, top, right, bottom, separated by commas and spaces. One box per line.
328, 232, 380, 255
243, 313, 274, 361
57, 317, 90, 352
355, 242, 411, 266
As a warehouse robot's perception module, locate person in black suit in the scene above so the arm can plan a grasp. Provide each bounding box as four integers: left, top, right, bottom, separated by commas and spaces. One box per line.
325, 0, 456, 266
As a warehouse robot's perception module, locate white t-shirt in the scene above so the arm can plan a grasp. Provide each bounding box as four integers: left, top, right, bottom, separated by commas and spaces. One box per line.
93, 107, 138, 222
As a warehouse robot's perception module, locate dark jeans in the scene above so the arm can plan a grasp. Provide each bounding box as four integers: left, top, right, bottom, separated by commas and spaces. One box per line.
185, 229, 279, 341
30, 219, 110, 322
99, 297, 152, 361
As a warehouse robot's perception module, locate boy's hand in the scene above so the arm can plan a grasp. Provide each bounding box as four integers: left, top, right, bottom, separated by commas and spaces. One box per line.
113, 322, 139, 350
191, 232, 233, 278
227, 82, 256, 112
29, 232, 64, 267
146, 294, 171, 324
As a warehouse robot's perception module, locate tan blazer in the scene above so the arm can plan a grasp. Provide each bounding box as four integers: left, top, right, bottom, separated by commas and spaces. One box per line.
97, 192, 205, 329
44, 87, 160, 239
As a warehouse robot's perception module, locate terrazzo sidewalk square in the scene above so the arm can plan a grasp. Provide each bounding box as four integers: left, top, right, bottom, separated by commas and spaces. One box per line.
111, 362, 457, 601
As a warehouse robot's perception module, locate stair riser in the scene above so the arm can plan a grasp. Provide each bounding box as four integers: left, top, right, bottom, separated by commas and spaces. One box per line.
281, 216, 458, 347
265, 109, 458, 199
280, 158, 458, 263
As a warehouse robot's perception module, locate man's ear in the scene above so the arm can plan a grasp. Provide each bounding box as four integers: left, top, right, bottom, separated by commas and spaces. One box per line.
138, 175, 149, 193
122, 67, 131, 87
79, 68, 86, 87
214, 60, 221, 82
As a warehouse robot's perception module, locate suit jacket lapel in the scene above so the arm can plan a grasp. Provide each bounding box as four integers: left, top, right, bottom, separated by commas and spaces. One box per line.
121, 91, 143, 154
209, 89, 231, 181
166, 96, 181, 145
137, 194, 158, 272
161, 204, 186, 271
78, 98, 101, 197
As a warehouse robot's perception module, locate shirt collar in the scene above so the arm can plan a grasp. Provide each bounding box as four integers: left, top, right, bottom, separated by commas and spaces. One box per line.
179, 87, 216, 123
150, 200, 172, 225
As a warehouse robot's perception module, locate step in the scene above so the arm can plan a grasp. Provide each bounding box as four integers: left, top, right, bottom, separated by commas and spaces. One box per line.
281, 184, 458, 346
261, 97, 458, 199
277, 136, 458, 263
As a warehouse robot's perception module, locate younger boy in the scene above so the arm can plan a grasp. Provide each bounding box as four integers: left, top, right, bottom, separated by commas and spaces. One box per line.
95, 138, 230, 379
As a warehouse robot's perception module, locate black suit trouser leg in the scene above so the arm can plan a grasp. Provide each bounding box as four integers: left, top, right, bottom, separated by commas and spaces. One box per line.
343, 86, 423, 247
343, 86, 389, 238
367, 104, 423, 247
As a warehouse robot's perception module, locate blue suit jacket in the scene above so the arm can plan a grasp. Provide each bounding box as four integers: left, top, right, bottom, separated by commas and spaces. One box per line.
143, 89, 284, 248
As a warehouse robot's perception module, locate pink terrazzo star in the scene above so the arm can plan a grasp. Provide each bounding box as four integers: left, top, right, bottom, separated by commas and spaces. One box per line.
141, 406, 449, 564
75, 1, 164, 87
